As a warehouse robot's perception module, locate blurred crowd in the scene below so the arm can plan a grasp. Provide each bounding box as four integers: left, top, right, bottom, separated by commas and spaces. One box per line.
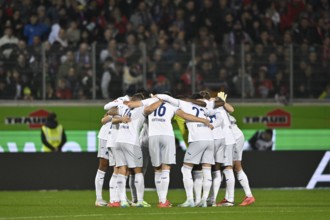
1, 0, 330, 100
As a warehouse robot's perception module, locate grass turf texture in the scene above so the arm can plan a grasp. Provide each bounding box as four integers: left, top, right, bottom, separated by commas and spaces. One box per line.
0, 189, 330, 220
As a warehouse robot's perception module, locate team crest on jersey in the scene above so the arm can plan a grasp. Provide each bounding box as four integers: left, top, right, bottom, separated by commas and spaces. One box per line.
243, 109, 291, 128
4, 109, 50, 129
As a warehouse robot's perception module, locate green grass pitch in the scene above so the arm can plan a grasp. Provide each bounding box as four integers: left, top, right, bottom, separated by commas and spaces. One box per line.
1, 189, 330, 220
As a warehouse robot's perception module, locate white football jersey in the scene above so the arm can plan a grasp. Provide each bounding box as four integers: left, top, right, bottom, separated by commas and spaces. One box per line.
148, 102, 178, 137
207, 109, 225, 140
203, 99, 215, 110
218, 107, 236, 145
104, 95, 130, 110
97, 121, 111, 140
107, 104, 129, 148
116, 106, 146, 146
229, 115, 244, 139
178, 100, 213, 142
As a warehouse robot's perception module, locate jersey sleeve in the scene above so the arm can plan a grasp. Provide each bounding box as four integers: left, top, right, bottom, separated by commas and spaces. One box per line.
141, 97, 158, 106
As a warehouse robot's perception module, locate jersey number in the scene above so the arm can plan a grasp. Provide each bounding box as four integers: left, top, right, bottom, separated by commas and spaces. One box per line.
192, 106, 205, 117
153, 103, 166, 117
123, 109, 131, 117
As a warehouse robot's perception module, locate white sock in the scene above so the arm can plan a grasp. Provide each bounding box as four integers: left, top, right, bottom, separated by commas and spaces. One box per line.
116, 174, 127, 202
134, 173, 145, 203
237, 170, 253, 197
154, 172, 162, 202
211, 171, 222, 202
223, 169, 235, 203
202, 167, 212, 201
95, 169, 105, 200
193, 170, 203, 204
109, 174, 119, 202
129, 174, 137, 203
181, 165, 194, 201
160, 170, 170, 203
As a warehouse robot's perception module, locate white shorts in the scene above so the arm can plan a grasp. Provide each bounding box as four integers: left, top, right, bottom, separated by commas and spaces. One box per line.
113, 142, 143, 168
214, 138, 225, 163
149, 135, 176, 167
97, 139, 109, 160
233, 135, 244, 161
107, 148, 115, 167
184, 140, 214, 165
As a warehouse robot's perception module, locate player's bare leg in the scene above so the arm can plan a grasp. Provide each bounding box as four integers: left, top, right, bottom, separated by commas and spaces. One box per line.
234, 161, 255, 206
95, 158, 109, 206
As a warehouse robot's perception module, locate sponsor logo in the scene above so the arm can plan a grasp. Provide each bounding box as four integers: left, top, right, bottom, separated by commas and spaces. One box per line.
4, 109, 50, 129
243, 109, 291, 128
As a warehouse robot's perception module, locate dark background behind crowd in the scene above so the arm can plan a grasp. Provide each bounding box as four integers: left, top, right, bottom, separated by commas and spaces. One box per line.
1, 0, 330, 100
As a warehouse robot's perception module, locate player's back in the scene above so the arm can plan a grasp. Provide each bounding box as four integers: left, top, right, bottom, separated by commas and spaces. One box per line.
116, 106, 145, 146
178, 100, 213, 142
148, 102, 178, 137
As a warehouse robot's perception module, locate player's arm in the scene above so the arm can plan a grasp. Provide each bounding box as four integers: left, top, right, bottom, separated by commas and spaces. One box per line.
224, 102, 234, 113
124, 100, 142, 108
125, 97, 159, 108
184, 98, 207, 107
175, 109, 214, 130
104, 99, 123, 110
156, 94, 180, 107
216, 92, 234, 113
101, 107, 118, 124
144, 99, 163, 115
101, 115, 112, 124
112, 116, 131, 124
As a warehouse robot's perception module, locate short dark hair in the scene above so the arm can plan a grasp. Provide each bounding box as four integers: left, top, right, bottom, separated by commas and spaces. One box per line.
131, 93, 144, 101
199, 90, 210, 100
190, 93, 203, 99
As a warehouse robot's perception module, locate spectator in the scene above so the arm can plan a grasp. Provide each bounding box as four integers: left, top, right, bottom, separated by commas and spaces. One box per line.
66, 21, 81, 47
151, 0, 176, 30
75, 42, 91, 72
130, 1, 153, 29
0, 25, 19, 59
100, 39, 120, 63
223, 21, 252, 55
9, 10, 24, 39
23, 13, 48, 45
254, 66, 274, 98
100, 57, 116, 99
56, 78, 72, 99
112, 7, 128, 42
232, 68, 255, 98
108, 58, 125, 99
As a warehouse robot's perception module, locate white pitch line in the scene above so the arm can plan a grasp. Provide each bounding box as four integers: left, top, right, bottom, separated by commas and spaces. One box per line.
0, 209, 329, 220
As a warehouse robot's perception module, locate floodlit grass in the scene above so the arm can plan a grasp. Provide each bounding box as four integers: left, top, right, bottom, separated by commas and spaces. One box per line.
0, 189, 330, 220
